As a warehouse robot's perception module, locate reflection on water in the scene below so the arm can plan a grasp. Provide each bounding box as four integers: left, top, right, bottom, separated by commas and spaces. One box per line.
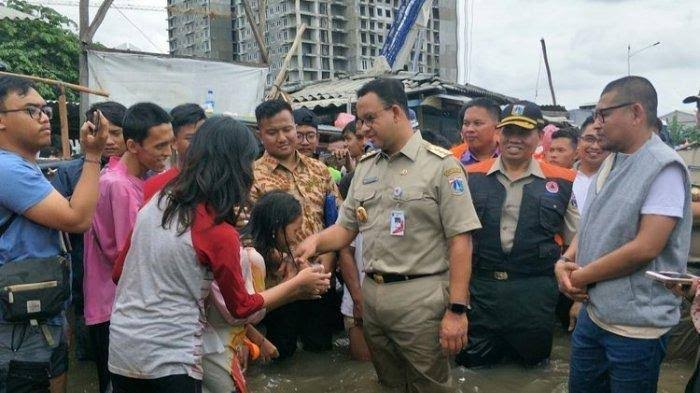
247, 330, 694, 393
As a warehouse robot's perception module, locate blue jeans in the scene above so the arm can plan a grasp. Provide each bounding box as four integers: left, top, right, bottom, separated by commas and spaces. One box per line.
569, 307, 669, 393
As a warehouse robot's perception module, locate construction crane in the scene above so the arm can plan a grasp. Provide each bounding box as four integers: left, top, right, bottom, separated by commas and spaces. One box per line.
23, 0, 231, 16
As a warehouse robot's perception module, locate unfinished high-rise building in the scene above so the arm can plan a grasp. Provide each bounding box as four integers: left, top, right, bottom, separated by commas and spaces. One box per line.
167, 0, 234, 61
170, 0, 457, 85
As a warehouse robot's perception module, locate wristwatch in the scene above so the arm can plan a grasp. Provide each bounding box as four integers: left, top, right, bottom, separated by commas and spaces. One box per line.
448, 303, 470, 314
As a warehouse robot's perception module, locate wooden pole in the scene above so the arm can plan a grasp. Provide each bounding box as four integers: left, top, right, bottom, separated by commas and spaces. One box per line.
79, 0, 90, 124
58, 86, 70, 158
241, 0, 269, 64
85, 0, 115, 42
0, 71, 109, 96
266, 23, 307, 100
258, 0, 267, 34
540, 38, 557, 106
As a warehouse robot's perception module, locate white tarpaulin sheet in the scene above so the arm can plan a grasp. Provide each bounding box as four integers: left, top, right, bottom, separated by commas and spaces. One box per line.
87, 49, 267, 115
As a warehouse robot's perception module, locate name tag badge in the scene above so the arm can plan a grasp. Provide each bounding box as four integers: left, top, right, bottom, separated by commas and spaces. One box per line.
362, 176, 379, 185
390, 210, 405, 236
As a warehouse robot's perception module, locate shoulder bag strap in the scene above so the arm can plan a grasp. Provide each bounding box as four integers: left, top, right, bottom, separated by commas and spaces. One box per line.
0, 213, 17, 238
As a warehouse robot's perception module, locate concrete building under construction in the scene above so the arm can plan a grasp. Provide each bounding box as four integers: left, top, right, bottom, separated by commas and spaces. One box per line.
168, 0, 458, 86
167, 0, 234, 61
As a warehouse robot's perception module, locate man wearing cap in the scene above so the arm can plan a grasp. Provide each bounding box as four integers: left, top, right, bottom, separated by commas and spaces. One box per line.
684, 89, 700, 129
294, 107, 342, 182
296, 78, 481, 392
456, 100, 579, 368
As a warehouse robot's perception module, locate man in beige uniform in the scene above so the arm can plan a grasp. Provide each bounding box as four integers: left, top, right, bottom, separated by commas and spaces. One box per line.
296, 78, 481, 392
457, 101, 579, 368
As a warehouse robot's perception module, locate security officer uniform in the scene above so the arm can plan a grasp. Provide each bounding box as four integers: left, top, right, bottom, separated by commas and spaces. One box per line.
456, 156, 578, 367
338, 131, 481, 392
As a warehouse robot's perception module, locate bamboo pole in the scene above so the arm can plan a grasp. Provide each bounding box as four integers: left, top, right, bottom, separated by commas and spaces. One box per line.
79, 0, 89, 124
85, 0, 115, 42
242, 0, 269, 64
266, 23, 307, 100
258, 0, 267, 35
0, 71, 109, 96
540, 38, 557, 106
58, 86, 70, 158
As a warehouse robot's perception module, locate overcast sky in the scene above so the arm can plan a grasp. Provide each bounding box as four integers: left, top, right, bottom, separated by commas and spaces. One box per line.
53, 0, 699, 115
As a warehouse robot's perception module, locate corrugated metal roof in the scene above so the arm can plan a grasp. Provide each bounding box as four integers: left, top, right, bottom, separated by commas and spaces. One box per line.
289, 71, 517, 109
0, 5, 36, 20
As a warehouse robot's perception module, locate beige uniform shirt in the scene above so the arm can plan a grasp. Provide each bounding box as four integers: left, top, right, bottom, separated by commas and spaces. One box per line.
338, 132, 482, 275
484, 157, 579, 253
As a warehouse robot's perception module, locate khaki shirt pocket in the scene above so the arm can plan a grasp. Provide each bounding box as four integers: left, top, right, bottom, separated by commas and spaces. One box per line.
353, 188, 380, 231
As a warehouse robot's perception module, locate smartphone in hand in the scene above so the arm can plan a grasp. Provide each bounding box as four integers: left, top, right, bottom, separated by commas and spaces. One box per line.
91, 110, 101, 135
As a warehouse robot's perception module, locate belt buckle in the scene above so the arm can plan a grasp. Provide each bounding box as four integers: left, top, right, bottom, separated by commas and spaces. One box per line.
494, 271, 508, 280
373, 274, 384, 284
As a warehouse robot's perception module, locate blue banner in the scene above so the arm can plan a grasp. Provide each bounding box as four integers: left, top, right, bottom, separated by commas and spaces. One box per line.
380, 0, 426, 67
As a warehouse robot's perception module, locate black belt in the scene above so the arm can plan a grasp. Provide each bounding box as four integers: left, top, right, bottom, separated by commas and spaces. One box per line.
474, 268, 553, 281
368, 272, 438, 284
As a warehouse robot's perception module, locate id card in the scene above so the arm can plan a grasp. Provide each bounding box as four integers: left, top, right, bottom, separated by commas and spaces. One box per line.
390, 210, 405, 236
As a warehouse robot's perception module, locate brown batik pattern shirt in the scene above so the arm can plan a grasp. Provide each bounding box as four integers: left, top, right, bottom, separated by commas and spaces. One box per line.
252, 151, 341, 246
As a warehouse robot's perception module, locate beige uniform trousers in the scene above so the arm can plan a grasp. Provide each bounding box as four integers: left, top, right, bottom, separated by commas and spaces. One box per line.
362, 272, 453, 393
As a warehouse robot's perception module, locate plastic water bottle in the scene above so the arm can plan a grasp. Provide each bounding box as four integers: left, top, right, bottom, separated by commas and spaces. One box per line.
204, 90, 215, 115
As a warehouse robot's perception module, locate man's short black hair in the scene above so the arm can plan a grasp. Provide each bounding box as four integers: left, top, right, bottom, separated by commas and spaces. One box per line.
122, 102, 171, 144
580, 116, 595, 133
85, 101, 127, 128
601, 76, 658, 127
0, 76, 34, 110
328, 134, 344, 144
255, 99, 293, 125
458, 97, 501, 124
341, 120, 358, 138
170, 103, 206, 136
357, 78, 409, 117
551, 127, 580, 149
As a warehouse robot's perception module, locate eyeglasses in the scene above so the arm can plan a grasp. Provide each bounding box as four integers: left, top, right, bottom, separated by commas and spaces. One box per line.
0, 105, 53, 120
297, 131, 317, 143
356, 106, 392, 128
592, 102, 634, 124
580, 135, 601, 144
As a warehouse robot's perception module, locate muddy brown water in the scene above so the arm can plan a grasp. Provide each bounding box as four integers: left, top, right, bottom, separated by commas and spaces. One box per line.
67, 329, 694, 392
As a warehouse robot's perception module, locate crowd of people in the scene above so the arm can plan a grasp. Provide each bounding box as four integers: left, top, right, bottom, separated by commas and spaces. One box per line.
0, 71, 699, 393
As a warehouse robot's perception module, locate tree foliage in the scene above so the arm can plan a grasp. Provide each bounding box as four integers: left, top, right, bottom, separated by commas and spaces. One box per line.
0, 0, 80, 101
668, 116, 700, 146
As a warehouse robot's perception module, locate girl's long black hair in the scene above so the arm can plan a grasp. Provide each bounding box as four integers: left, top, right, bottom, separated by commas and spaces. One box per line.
243, 190, 302, 265
160, 116, 259, 234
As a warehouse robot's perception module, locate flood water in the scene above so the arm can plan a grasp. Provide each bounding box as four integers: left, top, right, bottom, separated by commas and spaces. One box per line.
244, 329, 694, 393
68, 329, 694, 392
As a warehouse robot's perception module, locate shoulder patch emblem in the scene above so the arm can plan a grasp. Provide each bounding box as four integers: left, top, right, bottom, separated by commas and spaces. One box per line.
449, 177, 466, 195
424, 142, 451, 158
443, 167, 463, 177
359, 149, 380, 162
